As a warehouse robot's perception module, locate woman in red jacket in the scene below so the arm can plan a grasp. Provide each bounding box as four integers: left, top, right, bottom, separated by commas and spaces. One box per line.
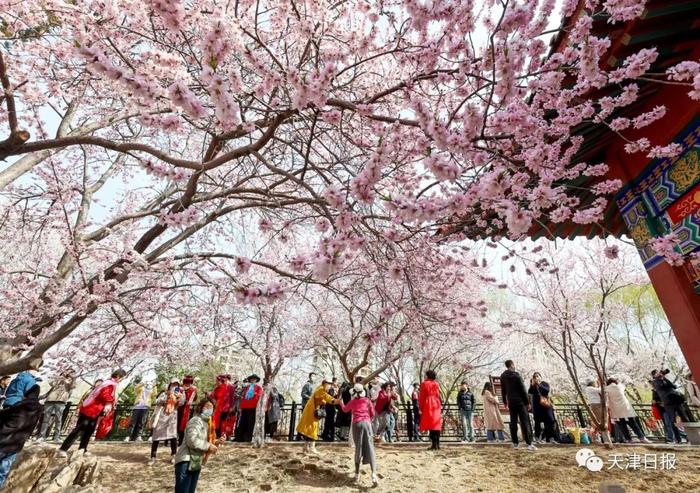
235, 374, 262, 442
58, 369, 126, 456
210, 374, 230, 437
419, 370, 443, 450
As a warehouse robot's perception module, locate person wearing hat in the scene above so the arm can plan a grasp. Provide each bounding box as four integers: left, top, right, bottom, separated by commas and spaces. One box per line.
296, 378, 341, 454
235, 374, 263, 442
177, 375, 198, 445
220, 375, 238, 439
339, 383, 378, 485
211, 374, 233, 439
149, 378, 184, 465
124, 376, 154, 442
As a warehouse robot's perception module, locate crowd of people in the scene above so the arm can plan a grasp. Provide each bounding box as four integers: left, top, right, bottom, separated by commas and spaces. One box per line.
0, 360, 697, 490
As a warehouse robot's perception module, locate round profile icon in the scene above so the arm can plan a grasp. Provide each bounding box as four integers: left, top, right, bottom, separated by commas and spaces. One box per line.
576, 448, 596, 467
586, 455, 604, 472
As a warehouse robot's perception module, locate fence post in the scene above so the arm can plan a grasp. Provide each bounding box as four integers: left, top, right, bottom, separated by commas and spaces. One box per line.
288, 401, 297, 441
576, 405, 587, 427
406, 404, 414, 441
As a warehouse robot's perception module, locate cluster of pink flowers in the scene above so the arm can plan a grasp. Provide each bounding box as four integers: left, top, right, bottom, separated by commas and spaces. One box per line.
667, 61, 700, 100
312, 252, 342, 281
320, 109, 342, 125
322, 186, 346, 210
583, 163, 610, 177
593, 179, 623, 195
621, 48, 658, 78
647, 143, 683, 159
426, 154, 460, 182
140, 114, 183, 131
503, 206, 533, 238
624, 137, 650, 154
310, 232, 366, 281
76, 44, 160, 105
287, 63, 335, 110
602, 0, 647, 22
288, 255, 307, 273
167, 81, 206, 119
632, 106, 666, 129
158, 208, 199, 227
650, 233, 685, 266
350, 142, 388, 204
234, 281, 285, 305
149, 0, 185, 32
143, 160, 190, 182
199, 24, 240, 128
201, 68, 240, 128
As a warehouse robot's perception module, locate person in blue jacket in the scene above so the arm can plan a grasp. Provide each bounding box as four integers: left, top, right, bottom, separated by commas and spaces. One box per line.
3, 370, 42, 408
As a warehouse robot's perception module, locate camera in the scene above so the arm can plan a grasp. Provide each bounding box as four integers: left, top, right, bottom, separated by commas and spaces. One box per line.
661, 369, 671, 375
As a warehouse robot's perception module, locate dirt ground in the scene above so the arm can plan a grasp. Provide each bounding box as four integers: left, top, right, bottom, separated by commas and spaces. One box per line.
90, 441, 700, 493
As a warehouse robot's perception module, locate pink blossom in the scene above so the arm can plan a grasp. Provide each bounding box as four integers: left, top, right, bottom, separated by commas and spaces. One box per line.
503, 206, 533, 238
388, 264, 403, 280
315, 217, 331, 233
650, 233, 685, 266
258, 218, 273, 233
647, 143, 683, 159
235, 256, 252, 274
603, 245, 619, 259
593, 179, 623, 195
289, 255, 307, 273
632, 106, 666, 129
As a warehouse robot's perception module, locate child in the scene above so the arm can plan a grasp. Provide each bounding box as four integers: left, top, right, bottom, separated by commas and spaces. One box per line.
340, 383, 378, 486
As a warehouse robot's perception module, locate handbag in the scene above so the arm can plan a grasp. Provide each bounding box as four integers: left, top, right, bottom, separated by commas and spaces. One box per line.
315, 406, 327, 419
95, 409, 114, 440
539, 396, 552, 408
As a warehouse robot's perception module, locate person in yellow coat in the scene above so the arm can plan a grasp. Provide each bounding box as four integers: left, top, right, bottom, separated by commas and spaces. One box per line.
296, 379, 340, 454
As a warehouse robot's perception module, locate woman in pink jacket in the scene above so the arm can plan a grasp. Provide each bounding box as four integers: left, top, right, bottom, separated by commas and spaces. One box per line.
340, 383, 378, 486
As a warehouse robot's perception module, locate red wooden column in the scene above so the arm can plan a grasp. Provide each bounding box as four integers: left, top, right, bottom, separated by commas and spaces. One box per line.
647, 264, 700, 377
605, 72, 700, 377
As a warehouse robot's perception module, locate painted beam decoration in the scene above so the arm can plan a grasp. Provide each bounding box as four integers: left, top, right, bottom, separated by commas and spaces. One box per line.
615, 119, 700, 292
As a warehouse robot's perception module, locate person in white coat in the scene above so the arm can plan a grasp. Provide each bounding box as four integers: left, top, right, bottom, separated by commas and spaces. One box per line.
150, 379, 185, 464
686, 374, 700, 407
605, 378, 650, 443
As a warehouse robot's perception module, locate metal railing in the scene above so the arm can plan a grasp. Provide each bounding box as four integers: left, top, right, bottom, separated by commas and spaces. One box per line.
39, 401, 698, 443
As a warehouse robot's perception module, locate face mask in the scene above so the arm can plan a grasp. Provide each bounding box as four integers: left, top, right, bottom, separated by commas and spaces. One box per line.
201, 408, 213, 418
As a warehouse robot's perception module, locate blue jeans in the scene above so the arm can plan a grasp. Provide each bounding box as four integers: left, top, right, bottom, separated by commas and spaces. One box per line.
663, 407, 682, 442
460, 409, 474, 441
0, 451, 18, 488
175, 461, 201, 493
486, 430, 505, 441
384, 413, 396, 442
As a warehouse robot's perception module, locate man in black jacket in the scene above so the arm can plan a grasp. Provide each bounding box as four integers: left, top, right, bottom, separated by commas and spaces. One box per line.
500, 360, 535, 450
652, 370, 689, 443
0, 384, 44, 487
457, 381, 476, 442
